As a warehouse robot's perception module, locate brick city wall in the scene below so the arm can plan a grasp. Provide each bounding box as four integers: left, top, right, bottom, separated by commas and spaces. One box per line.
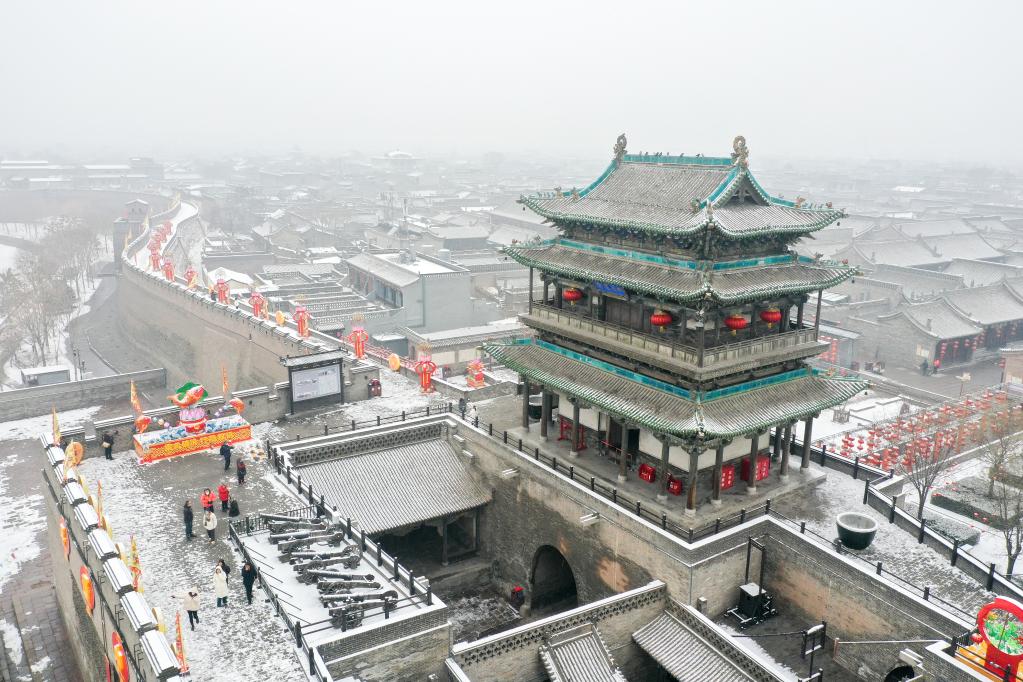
451, 581, 666, 682
0, 368, 166, 421
322, 616, 450, 682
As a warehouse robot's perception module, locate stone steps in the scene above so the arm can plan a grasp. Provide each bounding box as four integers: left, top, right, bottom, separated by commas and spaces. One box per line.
0, 597, 34, 682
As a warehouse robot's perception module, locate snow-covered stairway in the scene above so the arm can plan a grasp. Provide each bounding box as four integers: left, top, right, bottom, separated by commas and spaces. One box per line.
1, 597, 34, 682
539, 621, 628, 682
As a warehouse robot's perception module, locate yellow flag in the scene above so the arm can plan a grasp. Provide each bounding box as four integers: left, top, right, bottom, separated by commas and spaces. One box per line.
130, 381, 142, 415
221, 366, 229, 397
51, 407, 61, 445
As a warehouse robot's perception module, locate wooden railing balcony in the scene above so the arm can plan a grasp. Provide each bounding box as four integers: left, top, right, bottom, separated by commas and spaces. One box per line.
524, 304, 826, 380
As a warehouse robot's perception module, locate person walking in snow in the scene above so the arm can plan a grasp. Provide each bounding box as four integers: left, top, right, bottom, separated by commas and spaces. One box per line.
200, 488, 215, 513
236, 458, 247, 486
466, 403, 478, 424
173, 587, 201, 630
217, 559, 231, 583
218, 483, 230, 512
204, 510, 218, 543
213, 566, 229, 607
220, 441, 233, 471
241, 562, 257, 605
183, 500, 194, 540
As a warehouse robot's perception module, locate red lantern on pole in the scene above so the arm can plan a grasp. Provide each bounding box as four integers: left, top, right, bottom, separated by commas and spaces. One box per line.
414, 355, 437, 393
759, 307, 782, 328
215, 278, 230, 304
294, 305, 310, 338
183, 265, 198, 289
724, 314, 749, 336
249, 291, 266, 318
162, 258, 174, 282
562, 288, 583, 305
650, 310, 672, 332
347, 326, 369, 358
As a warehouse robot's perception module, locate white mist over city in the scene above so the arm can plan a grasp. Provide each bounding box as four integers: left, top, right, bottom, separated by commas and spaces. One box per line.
1, 3, 1023, 682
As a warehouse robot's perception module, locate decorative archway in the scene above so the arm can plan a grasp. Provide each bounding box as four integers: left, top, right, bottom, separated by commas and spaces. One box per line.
884, 665, 915, 682
530, 545, 578, 612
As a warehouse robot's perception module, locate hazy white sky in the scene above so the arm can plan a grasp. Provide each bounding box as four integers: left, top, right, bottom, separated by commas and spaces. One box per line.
1, 1, 1021, 164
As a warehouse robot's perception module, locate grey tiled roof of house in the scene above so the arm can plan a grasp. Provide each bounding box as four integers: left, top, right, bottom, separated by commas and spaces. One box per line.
484, 341, 865, 439
503, 242, 853, 304
294, 439, 491, 534
943, 283, 1023, 326
885, 300, 982, 339
633, 613, 755, 681
344, 252, 420, 287
941, 258, 1023, 287
539, 623, 627, 682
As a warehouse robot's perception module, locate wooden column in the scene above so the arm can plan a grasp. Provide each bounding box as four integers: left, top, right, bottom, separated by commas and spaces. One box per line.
686, 448, 702, 513
747, 432, 760, 494
544, 278, 551, 305
780, 299, 790, 332
697, 320, 706, 367
540, 390, 552, 440
814, 290, 823, 332
712, 443, 724, 504
751, 302, 760, 338
772, 425, 783, 460
571, 401, 582, 456
780, 422, 792, 478
801, 416, 814, 470
556, 282, 563, 310
441, 516, 450, 566
658, 438, 670, 500
521, 375, 530, 430
618, 423, 629, 482
473, 508, 481, 552
796, 298, 805, 329
528, 267, 534, 314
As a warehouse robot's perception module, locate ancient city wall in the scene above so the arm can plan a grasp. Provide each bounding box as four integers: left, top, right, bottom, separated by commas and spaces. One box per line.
0, 368, 166, 421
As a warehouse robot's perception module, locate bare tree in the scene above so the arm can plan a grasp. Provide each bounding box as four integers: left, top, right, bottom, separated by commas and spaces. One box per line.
982, 408, 1023, 497
992, 479, 1023, 577
894, 429, 961, 519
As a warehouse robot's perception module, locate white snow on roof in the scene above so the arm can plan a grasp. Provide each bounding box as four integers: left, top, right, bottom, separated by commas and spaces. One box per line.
378, 252, 457, 274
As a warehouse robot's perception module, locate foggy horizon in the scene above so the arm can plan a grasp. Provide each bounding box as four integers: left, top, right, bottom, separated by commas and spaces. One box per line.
2, 1, 1023, 168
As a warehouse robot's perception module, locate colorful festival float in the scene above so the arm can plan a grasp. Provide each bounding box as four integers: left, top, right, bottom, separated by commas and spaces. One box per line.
132, 381, 250, 463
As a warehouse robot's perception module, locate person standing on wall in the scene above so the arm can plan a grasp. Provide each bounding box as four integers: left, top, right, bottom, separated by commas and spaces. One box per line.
183, 500, 194, 540
101, 431, 115, 460
213, 566, 229, 607
173, 588, 201, 630
220, 441, 233, 471
204, 510, 217, 544
241, 562, 257, 605
218, 483, 230, 512
236, 458, 247, 486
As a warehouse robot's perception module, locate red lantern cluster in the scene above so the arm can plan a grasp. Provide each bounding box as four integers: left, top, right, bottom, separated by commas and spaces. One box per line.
650, 310, 672, 332
562, 288, 583, 305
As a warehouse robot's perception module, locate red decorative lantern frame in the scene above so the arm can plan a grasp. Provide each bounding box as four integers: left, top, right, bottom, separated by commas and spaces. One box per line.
215, 278, 230, 304
183, 265, 198, 290
162, 258, 174, 282
80, 566, 96, 615
414, 355, 437, 393
975, 597, 1023, 679
294, 305, 310, 338
650, 310, 672, 332
347, 326, 369, 359
250, 291, 266, 319
562, 288, 583, 305
60, 517, 70, 560
111, 631, 130, 682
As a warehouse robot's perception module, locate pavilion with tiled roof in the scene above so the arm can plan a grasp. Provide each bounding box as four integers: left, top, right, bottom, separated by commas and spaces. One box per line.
486, 135, 866, 513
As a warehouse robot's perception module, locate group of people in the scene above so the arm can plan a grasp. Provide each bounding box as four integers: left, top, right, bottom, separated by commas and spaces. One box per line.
175, 559, 259, 628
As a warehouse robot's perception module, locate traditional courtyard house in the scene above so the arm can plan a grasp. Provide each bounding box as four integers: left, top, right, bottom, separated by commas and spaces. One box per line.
845, 299, 983, 370
942, 282, 1023, 349
867, 264, 964, 300
922, 232, 1005, 264
485, 136, 867, 513
831, 239, 947, 271
940, 257, 1023, 287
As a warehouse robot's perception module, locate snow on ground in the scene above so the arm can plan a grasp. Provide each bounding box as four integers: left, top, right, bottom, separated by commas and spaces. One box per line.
78, 446, 307, 681
0, 405, 103, 441
0, 617, 25, 671
29, 655, 50, 674
301, 370, 447, 427
796, 391, 918, 447
773, 467, 995, 615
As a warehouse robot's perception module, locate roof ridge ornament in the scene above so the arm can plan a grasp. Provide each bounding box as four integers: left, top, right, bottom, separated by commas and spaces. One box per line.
731, 135, 749, 168
613, 133, 627, 165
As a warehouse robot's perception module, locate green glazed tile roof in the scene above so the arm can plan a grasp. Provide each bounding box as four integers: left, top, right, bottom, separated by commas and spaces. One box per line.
504, 240, 854, 304
519, 155, 841, 239
485, 339, 866, 439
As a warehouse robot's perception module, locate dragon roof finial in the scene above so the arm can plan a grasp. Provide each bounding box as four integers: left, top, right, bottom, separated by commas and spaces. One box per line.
731, 135, 749, 168
613, 133, 627, 164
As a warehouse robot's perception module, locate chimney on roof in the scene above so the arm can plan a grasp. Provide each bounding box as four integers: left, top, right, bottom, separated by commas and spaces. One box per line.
926, 318, 932, 330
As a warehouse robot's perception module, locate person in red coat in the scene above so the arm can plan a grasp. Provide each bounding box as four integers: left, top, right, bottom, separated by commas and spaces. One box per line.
218, 484, 230, 512
200, 488, 215, 513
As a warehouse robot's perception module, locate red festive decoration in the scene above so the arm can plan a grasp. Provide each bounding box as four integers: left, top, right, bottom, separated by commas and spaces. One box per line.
80, 566, 96, 614
249, 291, 266, 319
638, 463, 656, 483
111, 631, 130, 681
562, 288, 583, 305
215, 278, 230, 304
759, 307, 782, 328
162, 258, 174, 282
414, 354, 438, 393
649, 310, 672, 332
134, 414, 152, 433
294, 305, 310, 338
974, 597, 1023, 679
347, 326, 369, 358
724, 314, 749, 335
183, 265, 198, 290
149, 251, 161, 271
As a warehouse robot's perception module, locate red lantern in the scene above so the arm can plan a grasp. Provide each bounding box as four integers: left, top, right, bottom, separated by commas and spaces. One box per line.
759, 307, 782, 328
562, 288, 583, 305
215, 278, 230, 304
294, 305, 310, 338
80, 566, 95, 615
347, 326, 369, 359
112, 631, 130, 682
724, 314, 748, 335
162, 258, 174, 282
650, 310, 672, 332
183, 265, 198, 290
149, 251, 161, 271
